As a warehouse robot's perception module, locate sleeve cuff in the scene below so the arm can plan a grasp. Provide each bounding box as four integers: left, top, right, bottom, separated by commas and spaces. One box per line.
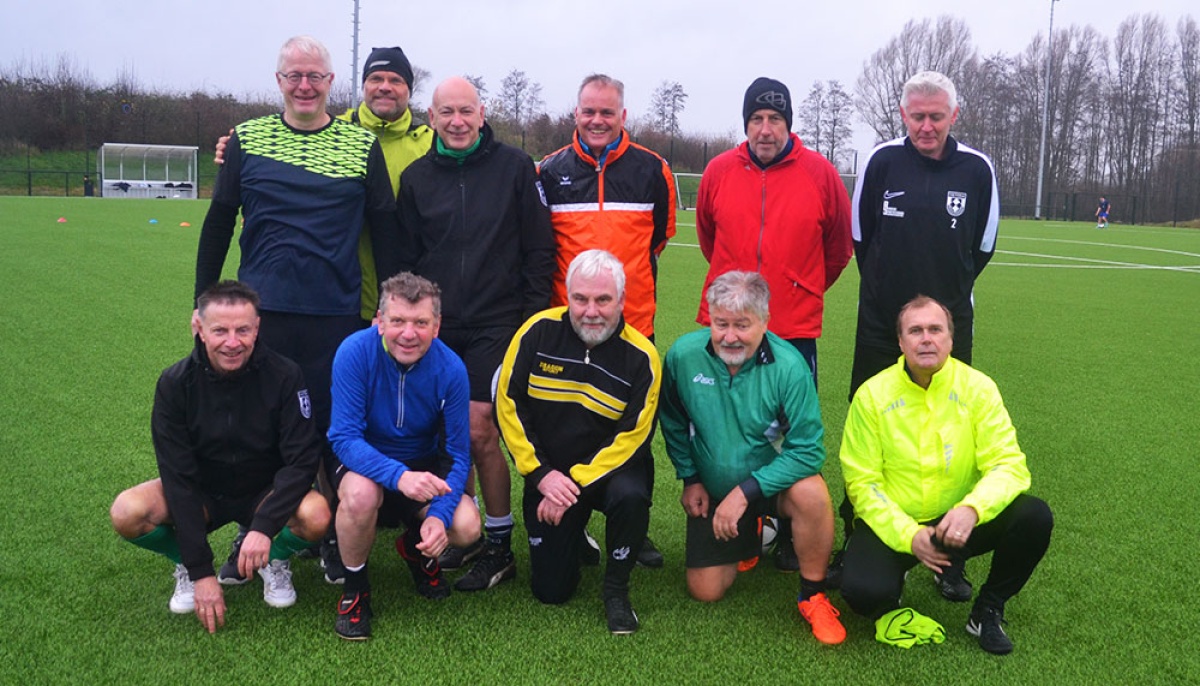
738, 477, 763, 502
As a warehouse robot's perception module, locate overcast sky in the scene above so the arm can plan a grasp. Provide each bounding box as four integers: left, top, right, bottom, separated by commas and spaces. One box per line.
3, 1, 1196, 157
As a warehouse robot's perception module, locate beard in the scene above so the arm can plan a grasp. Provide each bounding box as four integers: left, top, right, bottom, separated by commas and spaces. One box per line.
716, 344, 748, 368
572, 316, 618, 347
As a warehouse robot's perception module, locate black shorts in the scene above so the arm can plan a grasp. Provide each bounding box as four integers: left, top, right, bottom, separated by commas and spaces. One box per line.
685, 496, 781, 568
438, 326, 515, 402
201, 486, 276, 532
332, 453, 454, 529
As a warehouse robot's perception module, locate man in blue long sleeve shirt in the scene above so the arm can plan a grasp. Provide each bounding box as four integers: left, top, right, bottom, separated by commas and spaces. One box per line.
327, 272, 481, 640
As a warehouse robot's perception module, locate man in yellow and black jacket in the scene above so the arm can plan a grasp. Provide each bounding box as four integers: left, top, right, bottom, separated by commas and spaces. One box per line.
495, 250, 660, 635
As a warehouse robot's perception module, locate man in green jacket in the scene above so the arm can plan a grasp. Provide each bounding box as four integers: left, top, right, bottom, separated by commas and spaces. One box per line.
660, 271, 845, 645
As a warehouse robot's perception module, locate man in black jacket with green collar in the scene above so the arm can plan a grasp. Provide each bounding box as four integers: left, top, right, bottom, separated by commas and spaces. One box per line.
110, 281, 329, 634
398, 76, 556, 593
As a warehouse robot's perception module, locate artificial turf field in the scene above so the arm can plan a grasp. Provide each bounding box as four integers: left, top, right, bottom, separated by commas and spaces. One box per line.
2, 196, 1198, 683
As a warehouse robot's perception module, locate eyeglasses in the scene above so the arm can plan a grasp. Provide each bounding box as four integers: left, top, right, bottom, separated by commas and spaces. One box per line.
277, 71, 330, 85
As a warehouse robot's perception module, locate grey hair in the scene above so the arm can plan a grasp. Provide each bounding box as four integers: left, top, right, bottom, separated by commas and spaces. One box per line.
278, 35, 332, 73
380, 272, 442, 317
578, 74, 625, 107
566, 249, 626, 299
901, 70, 958, 111
706, 271, 770, 321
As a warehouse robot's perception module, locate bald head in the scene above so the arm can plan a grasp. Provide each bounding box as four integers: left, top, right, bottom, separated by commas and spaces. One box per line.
429, 77, 485, 151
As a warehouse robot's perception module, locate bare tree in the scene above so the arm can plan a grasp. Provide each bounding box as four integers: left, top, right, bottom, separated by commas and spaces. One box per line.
649, 80, 688, 136
492, 68, 545, 127
855, 16, 977, 143
1106, 14, 1174, 192
798, 80, 854, 169
462, 74, 488, 100
1177, 17, 1200, 149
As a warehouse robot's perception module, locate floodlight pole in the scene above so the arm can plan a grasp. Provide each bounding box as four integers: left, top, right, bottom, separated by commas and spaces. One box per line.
351, 0, 361, 84
1034, 0, 1058, 220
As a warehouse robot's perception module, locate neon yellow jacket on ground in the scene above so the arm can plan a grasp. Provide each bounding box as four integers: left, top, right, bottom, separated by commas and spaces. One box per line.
839, 356, 1031, 554
338, 104, 433, 319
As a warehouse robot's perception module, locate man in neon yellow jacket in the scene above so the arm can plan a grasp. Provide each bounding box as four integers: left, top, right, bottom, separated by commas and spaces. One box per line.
338, 46, 434, 323
839, 295, 1052, 655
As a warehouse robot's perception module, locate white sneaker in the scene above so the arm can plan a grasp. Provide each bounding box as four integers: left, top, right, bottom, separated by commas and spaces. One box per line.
259, 559, 297, 608
169, 564, 195, 614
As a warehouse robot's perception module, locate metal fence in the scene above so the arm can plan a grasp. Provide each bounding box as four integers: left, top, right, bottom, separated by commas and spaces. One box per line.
0, 169, 213, 198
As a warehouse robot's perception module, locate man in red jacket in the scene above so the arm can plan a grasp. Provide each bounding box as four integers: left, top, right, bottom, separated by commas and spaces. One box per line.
695, 77, 852, 570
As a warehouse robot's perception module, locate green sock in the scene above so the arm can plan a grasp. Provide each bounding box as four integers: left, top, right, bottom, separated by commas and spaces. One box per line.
269, 526, 312, 561
127, 525, 181, 564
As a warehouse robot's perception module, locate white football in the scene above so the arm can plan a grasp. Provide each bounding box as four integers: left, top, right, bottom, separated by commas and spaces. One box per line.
761, 515, 779, 553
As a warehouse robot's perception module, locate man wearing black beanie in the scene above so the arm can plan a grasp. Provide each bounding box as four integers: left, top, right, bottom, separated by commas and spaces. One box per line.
361, 46, 415, 93
742, 77, 793, 133
693, 76, 852, 584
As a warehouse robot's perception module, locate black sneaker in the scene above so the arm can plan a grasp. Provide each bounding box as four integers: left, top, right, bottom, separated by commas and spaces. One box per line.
825, 549, 845, 590
637, 536, 664, 568
320, 538, 346, 585
396, 536, 451, 600
217, 527, 250, 585
454, 545, 516, 592
966, 605, 1014, 655
934, 561, 973, 602
335, 591, 372, 641
773, 526, 800, 573
603, 591, 639, 635
438, 538, 484, 572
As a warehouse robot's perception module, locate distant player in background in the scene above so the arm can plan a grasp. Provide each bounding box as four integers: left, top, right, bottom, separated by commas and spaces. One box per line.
1096, 196, 1111, 228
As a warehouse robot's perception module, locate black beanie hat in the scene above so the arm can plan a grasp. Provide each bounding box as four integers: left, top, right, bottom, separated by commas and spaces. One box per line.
362, 46, 414, 88
743, 77, 792, 131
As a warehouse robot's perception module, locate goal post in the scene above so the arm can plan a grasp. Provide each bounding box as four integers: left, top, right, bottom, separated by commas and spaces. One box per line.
674, 172, 702, 211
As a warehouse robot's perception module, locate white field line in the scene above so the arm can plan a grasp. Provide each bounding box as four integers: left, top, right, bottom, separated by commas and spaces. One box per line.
994, 252, 1200, 272
1002, 235, 1200, 260
668, 240, 1200, 272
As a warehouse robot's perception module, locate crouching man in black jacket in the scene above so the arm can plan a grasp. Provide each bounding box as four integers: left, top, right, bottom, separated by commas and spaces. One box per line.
110, 280, 330, 634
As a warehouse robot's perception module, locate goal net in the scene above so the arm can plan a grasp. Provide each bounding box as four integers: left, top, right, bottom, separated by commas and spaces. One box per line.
98, 143, 199, 199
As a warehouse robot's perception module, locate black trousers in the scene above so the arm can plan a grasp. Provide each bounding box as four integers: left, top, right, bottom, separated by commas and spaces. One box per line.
524, 465, 651, 604
840, 494, 1053, 619
257, 310, 361, 434
258, 310, 360, 486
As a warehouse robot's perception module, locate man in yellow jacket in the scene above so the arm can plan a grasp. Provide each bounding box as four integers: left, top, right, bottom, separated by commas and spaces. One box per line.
339, 46, 434, 324
838, 295, 1052, 655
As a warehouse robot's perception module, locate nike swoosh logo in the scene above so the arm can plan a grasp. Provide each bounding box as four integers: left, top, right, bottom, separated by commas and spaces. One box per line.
884, 190, 905, 200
